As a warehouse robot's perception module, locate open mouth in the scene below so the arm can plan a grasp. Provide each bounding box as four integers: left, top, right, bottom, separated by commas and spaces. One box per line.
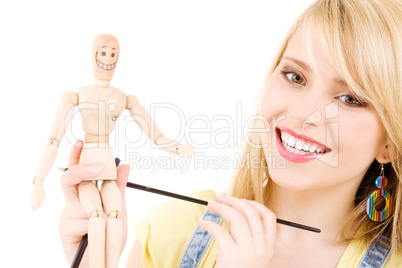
276, 127, 331, 161
95, 52, 117, 71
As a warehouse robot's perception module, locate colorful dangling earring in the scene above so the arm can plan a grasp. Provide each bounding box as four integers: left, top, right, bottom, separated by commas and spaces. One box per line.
366, 163, 393, 222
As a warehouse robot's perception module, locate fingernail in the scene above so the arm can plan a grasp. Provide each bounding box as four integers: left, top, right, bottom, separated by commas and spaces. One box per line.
75, 140, 83, 147
199, 219, 207, 223
86, 165, 101, 174
208, 201, 217, 206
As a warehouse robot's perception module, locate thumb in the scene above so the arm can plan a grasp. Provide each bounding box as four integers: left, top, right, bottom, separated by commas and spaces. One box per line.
116, 164, 130, 198
60, 164, 101, 202
115, 163, 130, 250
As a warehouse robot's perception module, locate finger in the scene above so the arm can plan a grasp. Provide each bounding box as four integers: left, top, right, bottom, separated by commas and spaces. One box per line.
60, 164, 101, 202
67, 140, 84, 168
217, 195, 265, 243
207, 201, 252, 245
115, 163, 130, 248
199, 220, 236, 253
243, 200, 277, 246
59, 218, 88, 239
115, 164, 130, 199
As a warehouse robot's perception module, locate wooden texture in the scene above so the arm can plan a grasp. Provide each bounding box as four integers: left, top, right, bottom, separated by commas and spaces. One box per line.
125, 95, 139, 109
61, 91, 79, 106
49, 100, 75, 145
101, 181, 123, 268
92, 34, 120, 81
85, 133, 109, 143
78, 85, 126, 136
105, 218, 122, 268
31, 97, 76, 210
156, 137, 195, 158
176, 143, 195, 158
155, 137, 179, 153
95, 79, 110, 88
79, 181, 105, 268
88, 217, 106, 268
32, 34, 195, 267
100, 181, 121, 218
34, 144, 58, 180
128, 103, 163, 144
78, 143, 117, 181
31, 177, 45, 210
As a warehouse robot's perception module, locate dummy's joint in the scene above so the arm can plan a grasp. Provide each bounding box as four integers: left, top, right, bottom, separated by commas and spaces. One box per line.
33, 176, 44, 186
47, 138, 60, 147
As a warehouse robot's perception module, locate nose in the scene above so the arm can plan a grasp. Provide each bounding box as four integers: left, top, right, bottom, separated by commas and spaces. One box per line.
287, 87, 333, 127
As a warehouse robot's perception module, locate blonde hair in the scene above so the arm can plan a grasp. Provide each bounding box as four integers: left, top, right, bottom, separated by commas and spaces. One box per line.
230, 0, 402, 259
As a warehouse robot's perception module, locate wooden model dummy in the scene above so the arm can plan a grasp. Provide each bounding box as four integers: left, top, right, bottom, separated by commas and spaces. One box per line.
31, 34, 195, 268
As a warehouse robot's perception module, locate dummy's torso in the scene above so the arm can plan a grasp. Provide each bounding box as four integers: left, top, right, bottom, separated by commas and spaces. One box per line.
77, 84, 126, 181
78, 84, 126, 137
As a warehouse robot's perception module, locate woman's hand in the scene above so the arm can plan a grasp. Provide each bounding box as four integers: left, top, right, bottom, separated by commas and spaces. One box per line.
58, 140, 130, 266
199, 195, 276, 268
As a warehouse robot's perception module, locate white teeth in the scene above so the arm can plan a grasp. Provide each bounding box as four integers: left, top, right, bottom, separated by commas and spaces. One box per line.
287, 136, 296, 147
281, 131, 288, 144
284, 144, 307, 155
303, 144, 310, 151
280, 130, 327, 155
309, 144, 316, 153
295, 141, 303, 150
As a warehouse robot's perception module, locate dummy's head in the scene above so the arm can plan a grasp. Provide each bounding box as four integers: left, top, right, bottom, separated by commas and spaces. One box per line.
92, 34, 120, 81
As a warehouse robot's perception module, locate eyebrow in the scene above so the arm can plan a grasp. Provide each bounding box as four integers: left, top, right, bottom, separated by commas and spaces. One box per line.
102, 45, 108, 48
282, 56, 348, 87
112, 48, 116, 50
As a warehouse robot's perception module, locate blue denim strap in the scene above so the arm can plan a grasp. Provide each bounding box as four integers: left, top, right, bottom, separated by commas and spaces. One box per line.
179, 209, 222, 268
358, 235, 391, 268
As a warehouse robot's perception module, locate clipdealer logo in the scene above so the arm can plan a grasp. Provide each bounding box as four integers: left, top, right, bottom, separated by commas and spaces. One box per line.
63, 99, 340, 170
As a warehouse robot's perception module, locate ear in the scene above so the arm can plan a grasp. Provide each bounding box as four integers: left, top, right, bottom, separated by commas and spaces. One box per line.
375, 144, 391, 164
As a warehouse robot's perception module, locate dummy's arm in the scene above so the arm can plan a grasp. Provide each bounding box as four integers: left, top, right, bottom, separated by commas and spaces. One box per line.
126, 95, 194, 158
31, 91, 78, 210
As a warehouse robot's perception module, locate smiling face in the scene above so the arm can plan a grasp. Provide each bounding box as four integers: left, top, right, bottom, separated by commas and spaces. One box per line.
260, 27, 389, 193
92, 34, 120, 81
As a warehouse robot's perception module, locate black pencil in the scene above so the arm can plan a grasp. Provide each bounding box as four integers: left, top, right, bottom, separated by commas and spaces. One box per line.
65, 168, 321, 267
70, 234, 88, 268
126, 182, 321, 233
127, 182, 208, 206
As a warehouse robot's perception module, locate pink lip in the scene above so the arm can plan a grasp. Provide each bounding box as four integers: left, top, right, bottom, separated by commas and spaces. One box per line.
275, 127, 331, 163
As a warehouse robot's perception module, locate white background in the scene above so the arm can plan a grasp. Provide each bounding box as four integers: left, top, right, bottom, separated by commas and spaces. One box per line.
1, 0, 316, 267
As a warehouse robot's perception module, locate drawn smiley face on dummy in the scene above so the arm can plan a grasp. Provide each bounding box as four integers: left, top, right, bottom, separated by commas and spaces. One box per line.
92, 34, 120, 81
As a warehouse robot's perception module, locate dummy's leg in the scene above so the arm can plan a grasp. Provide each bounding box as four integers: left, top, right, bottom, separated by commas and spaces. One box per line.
79, 181, 105, 268
100, 180, 122, 268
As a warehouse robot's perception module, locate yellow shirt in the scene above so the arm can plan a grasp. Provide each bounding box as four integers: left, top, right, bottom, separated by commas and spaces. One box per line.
135, 190, 401, 268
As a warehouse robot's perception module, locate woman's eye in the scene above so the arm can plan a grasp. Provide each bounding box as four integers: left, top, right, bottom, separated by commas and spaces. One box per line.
338, 95, 363, 106
281, 70, 306, 85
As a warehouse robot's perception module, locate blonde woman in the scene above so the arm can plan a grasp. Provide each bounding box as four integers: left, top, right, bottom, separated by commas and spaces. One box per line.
59, 0, 402, 267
